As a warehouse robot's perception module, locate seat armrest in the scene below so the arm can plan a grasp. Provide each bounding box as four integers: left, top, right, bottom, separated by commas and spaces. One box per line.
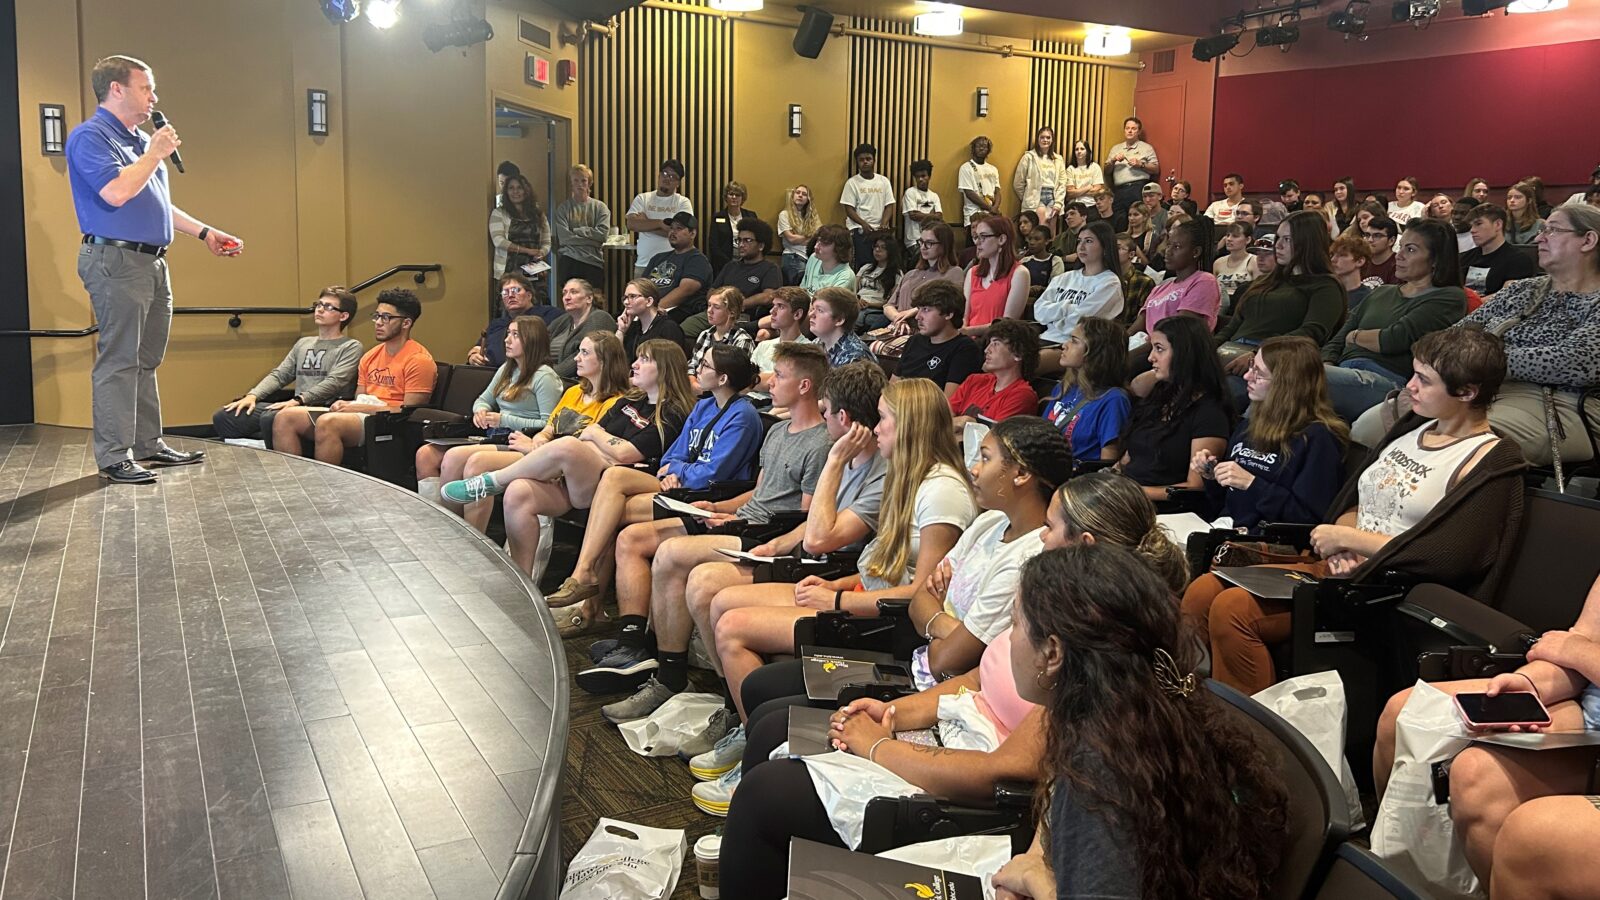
1162, 487, 1208, 514
1257, 521, 1315, 549
1397, 583, 1534, 649
876, 598, 912, 617
992, 780, 1037, 811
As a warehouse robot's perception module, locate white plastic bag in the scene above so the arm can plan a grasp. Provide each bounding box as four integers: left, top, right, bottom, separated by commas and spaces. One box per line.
560, 818, 686, 900
1252, 671, 1365, 829
530, 513, 554, 583
617, 692, 723, 757
1370, 681, 1484, 898
962, 421, 990, 471
880, 835, 1012, 900
802, 750, 923, 849
936, 691, 1001, 752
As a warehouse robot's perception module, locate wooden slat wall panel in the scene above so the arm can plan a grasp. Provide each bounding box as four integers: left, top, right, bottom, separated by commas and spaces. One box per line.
579, 3, 734, 255
847, 18, 930, 226
1028, 40, 1107, 158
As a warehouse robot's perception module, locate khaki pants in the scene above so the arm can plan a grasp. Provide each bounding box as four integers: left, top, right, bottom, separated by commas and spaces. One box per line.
1351, 381, 1599, 467
78, 243, 172, 470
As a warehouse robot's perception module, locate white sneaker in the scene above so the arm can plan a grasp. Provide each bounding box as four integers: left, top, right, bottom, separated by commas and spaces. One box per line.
687, 722, 746, 781
690, 764, 741, 817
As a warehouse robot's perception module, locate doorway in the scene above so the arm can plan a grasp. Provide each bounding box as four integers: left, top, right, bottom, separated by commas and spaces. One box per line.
492, 100, 571, 308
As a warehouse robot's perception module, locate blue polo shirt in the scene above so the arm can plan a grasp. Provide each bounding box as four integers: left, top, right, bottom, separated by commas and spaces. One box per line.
65, 107, 173, 246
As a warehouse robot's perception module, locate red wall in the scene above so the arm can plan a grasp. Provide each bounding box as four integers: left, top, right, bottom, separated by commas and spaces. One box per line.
1211, 39, 1600, 196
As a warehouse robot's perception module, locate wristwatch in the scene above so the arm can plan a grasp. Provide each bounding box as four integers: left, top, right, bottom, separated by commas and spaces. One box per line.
292, 394, 306, 406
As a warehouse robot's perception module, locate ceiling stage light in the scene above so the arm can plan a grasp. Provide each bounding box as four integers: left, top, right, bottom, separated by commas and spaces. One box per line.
1084, 24, 1133, 57
1192, 32, 1241, 62
366, 0, 400, 29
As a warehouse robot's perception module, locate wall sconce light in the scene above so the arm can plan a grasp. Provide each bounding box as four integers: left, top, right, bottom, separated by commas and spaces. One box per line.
40, 104, 66, 155
975, 87, 989, 118
307, 89, 329, 136
789, 104, 803, 137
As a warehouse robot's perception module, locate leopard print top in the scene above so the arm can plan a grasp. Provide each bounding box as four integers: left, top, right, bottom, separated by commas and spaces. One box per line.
1462, 276, 1600, 389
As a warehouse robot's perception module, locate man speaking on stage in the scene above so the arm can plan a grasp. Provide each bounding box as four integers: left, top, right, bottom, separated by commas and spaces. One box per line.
66, 55, 243, 484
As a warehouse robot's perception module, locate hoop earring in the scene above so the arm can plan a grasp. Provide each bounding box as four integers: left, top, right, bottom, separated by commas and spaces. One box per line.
1035, 668, 1056, 692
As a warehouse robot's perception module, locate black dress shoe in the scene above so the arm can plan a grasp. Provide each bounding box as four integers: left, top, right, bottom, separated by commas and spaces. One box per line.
139, 447, 206, 467
99, 460, 158, 484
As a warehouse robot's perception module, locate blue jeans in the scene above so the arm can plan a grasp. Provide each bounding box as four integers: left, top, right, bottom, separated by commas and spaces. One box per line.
781, 253, 806, 286
1324, 359, 1406, 424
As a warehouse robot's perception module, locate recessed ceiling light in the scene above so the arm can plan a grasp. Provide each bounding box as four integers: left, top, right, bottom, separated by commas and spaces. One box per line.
914, 3, 964, 37
1507, 0, 1567, 12
710, 0, 763, 10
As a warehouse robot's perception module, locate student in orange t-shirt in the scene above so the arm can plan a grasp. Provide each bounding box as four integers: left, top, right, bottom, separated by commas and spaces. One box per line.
272, 288, 436, 465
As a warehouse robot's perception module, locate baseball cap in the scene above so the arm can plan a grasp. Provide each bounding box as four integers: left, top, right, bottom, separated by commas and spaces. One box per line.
1249, 235, 1278, 254
1141, 182, 1162, 194
666, 212, 698, 232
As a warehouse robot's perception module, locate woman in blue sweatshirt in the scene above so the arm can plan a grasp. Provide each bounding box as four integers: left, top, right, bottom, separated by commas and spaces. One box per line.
657, 344, 764, 489
1191, 336, 1348, 528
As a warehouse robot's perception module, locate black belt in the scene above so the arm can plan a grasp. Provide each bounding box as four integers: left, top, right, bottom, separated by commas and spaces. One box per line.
83, 235, 167, 258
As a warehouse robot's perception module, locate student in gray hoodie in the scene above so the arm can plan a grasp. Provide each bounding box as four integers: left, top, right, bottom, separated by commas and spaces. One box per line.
212, 287, 363, 443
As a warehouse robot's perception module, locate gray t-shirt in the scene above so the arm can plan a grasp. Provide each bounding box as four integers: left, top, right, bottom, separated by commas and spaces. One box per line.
248, 335, 363, 405
801, 453, 888, 557
1050, 768, 1139, 899
736, 420, 832, 524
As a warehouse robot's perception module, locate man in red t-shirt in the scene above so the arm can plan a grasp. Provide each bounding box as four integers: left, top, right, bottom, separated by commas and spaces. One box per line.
272, 288, 437, 465
949, 317, 1040, 430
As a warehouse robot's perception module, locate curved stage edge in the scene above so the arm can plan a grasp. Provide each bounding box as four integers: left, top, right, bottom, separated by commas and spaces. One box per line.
0, 425, 566, 900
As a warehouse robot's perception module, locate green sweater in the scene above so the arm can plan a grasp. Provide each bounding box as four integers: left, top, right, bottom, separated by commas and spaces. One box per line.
1215, 274, 1347, 346
1321, 284, 1467, 378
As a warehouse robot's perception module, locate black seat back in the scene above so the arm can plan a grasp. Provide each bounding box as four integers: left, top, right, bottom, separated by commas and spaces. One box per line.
1311, 843, 1430, 900
1206, 680, 1350, 900
438, 364, 499, 417
429, 361, 453, 408
1492, 488, 1600, 631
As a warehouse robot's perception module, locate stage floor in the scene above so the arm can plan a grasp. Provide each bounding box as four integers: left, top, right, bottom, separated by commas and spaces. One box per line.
0, 425, 565, 899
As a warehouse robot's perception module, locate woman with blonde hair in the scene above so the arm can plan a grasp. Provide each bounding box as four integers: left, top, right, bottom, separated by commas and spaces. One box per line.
416, 314, 562, 498
1505, 180, 1545, 244
442, 331, 630, 531
777, 184, 822, 285
702, 377, 979, 720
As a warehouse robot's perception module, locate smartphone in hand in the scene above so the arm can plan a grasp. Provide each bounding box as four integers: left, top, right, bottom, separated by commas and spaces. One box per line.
1454, 691, 1552, 730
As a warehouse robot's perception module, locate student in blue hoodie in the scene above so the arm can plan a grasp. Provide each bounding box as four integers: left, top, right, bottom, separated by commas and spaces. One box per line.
542, 343, 765, 609
1190, 336, 1348, 529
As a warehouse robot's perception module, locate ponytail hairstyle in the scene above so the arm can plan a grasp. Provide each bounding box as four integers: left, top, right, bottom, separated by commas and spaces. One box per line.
1247, 336, 1349, 458
1052, 471, 1188, 593
864, 379, 971, 585
498, 315, 553, 403
635, 339, 696, 446
1015, 544, 1288, 899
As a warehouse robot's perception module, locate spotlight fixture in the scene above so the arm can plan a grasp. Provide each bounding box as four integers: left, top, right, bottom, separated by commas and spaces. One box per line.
1192, 31, 1241, 62
914, 3, 964, 37
366, 0, 400, 29
1327, 1, 1369, 38
1256, 20, 1301, 50
1083, 24, 1133, 57
1391, 0, 1440, 26
1507, 0, 1567, 12
319, 0, 361, 26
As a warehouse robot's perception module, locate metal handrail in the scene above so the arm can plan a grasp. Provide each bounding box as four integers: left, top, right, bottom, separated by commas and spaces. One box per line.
0, 262, 442, 337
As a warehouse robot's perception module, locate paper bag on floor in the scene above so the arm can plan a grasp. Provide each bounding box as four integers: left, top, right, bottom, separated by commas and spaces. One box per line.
1370, 680, 1484, 899
617, 692, 723, 757
560, 818, 686, 900
1252, 670, 1366, 830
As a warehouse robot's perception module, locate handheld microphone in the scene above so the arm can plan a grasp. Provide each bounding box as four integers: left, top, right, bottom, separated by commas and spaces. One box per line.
150, 111, 184, 174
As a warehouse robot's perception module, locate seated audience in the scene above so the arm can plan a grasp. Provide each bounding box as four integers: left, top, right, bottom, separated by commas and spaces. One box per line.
987, 544, 1287, 900
1193, 336, 1347, 527
688, 286, 756, 389
643, 212, 713, 329
615, 278, 687, 359
1169, 179, 1200, 218
800, 224, 857, 294
1387, 176, 1427, 227
497, 341, 696, 634
1205, 172, 1247, 225
1090, 188, 1117, 230
548, 278, 618, 379
710, 218, 781, 313
949, 318, 1042, 428
964, 215, 1029, 336
1360, 215, 1401, 285
1331, 178, 1358, 232
1328, 233, 1373, 309
1035, 220, 1124, 373
1213, 223, 1260, 311
1340, 198, 1389, 242
809, 287, 874, 366
1051, 203, 1089, 266
1463, 177, 1491, 205
214, 286, 361, 442
271, 289, 437, 466
579, 346, 835, 714
749, 287, 814, 402
1425, 192, 1454, 223
1124, 199, 1164, 271
866, 221, 963, 350
1371, 573, 1600, 895
1118, 315, 1232, 501
1505, 180, 1545, 244
1127, 220, 1221, 369
854, 234, 900, 324
1041, 317, 1131, 461
1447, 204, 1600, 467
1019, 224, 1063, 301
441, 331, 629, 529
1323, 219, 1468, 423
1185, 325, 1526, 693
893, 279, 983, 397
469, 273, 558, 368
416, 314, 562, 501
1461, 203, 1538, 296
1116, 233, 1156, 324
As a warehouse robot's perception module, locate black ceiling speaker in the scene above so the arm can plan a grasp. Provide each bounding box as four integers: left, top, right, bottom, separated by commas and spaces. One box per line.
793, 6, 834, 59
543, 0, 643, 21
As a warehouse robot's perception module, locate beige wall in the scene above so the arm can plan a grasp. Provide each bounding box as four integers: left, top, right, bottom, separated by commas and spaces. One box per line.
16, 0, 580, 427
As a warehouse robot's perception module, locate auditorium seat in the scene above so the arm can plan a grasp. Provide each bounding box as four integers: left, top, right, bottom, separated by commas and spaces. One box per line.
1310, 843, 1431, 900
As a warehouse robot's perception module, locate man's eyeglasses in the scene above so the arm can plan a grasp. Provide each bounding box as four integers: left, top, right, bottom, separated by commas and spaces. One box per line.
312, 301, 342, 312
734, 237, 758, 245
371, 312, 407, 323
1362, 232, 1389, 240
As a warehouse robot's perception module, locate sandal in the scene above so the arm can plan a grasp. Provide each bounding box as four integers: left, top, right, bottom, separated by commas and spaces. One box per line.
545, 576, 600, 608
553, 599, 610, 638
